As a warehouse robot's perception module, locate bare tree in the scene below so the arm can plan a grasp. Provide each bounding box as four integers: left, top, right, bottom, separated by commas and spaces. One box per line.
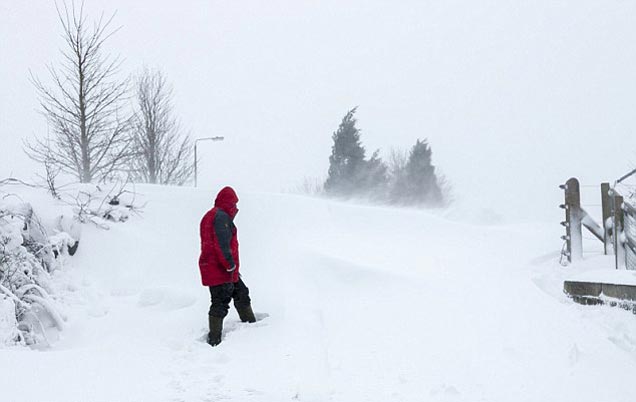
25, 1, 131, 183
129, 68, 193, 185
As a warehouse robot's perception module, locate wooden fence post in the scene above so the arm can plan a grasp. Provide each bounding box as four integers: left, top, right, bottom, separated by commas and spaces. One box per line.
622, 202, 636, 271
601, 182, 612, 255
614, 193, 625, 269
561, 178, 582, 262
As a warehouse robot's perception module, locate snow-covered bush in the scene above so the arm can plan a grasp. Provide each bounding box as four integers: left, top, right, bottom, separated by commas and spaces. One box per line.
69, 183, 141, 229
0, 201, 66, 345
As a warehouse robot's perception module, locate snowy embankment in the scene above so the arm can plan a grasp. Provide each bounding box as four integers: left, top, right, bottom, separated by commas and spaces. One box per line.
2, 185, 636, 402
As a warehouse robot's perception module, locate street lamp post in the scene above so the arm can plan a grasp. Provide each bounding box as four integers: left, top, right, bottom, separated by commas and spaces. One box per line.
194, 136, 225, 187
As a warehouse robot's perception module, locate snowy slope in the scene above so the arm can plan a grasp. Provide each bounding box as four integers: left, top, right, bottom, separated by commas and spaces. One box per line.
2, 185, 636, 402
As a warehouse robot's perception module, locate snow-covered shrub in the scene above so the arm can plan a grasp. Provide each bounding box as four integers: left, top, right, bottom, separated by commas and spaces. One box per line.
0, 197, 72, 346
0, 296, 19, 344
69, 183, 141, 229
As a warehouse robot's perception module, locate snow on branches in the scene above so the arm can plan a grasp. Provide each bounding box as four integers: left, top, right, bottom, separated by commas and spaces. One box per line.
0, 200, 63, 346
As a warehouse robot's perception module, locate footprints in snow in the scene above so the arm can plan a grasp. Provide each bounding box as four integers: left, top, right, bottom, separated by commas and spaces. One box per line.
169, 315, 270, 402
196, 313, 270, 344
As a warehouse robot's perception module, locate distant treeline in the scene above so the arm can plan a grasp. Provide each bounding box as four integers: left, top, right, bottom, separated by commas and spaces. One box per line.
324, 107, 450, 207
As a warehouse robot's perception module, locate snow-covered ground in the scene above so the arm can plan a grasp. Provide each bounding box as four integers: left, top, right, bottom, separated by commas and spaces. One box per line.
2, 185, 636, 402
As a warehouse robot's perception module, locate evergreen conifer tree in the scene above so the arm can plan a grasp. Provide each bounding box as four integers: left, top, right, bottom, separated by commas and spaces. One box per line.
403, 139, 443, 206
360, 150, 389, 199
324, 107, 367, 196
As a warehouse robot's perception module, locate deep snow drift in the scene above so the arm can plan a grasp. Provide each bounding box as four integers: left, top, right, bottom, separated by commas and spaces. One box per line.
2, 185, 636, 402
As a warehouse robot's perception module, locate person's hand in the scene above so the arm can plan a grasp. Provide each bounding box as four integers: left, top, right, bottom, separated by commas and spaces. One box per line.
226, 265, 236, 273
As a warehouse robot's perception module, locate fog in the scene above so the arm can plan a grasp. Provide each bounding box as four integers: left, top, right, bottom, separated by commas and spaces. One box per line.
2, 0, 636, 222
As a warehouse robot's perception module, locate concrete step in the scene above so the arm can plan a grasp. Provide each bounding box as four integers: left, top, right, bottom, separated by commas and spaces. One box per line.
564, 280, 636, 312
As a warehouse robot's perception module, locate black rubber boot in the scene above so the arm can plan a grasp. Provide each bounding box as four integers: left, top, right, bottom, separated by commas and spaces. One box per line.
236, 304, 257, 323
207, 315, 223, 346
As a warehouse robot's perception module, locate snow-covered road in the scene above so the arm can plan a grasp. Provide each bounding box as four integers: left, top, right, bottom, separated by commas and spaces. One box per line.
3, 186, 636, 402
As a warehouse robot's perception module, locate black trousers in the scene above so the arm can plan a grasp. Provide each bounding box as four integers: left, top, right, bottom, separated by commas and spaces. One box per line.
208, 277, 252, 318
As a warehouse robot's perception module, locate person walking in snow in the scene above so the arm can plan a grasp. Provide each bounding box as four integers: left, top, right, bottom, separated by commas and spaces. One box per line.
199, 186, 256, 346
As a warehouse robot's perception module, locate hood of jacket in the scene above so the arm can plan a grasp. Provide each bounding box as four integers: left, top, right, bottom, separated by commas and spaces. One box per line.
214, 186, 239, 219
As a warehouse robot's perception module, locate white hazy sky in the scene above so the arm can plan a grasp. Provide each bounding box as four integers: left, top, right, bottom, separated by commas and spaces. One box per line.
2, 1, 636, 221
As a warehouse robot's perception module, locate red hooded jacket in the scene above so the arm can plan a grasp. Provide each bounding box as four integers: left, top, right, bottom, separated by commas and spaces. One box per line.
199, 187, 240, 286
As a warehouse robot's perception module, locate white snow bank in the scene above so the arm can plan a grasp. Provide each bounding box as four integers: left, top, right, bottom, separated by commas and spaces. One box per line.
1, 185, 635, 402
564, 254, 636, 286
0, 181, 145, 346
